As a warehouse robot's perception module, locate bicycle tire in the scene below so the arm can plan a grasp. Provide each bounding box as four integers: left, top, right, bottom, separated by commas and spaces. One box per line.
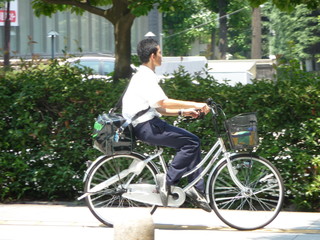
208, 154, 284, 230
84, 153, 159, 227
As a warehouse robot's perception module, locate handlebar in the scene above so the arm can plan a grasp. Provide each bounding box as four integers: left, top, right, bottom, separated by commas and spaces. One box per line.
206, 98, 225, 119
180, 98, 226, 138
183, 98, 226, 121
206, 98, 227, 138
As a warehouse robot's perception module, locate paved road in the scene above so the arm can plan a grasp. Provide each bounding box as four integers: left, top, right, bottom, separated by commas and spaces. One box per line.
0, 202, 319, 240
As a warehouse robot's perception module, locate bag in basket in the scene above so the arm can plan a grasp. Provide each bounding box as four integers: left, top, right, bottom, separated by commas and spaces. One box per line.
225, 112, 258, 150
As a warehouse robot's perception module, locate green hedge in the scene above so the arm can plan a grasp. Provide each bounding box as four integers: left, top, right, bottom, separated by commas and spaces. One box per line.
0, 59, 319, 211
0, 60, 127, 201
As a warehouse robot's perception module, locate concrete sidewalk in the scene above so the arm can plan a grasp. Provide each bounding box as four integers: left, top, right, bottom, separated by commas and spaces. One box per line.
0, 202, 319, 240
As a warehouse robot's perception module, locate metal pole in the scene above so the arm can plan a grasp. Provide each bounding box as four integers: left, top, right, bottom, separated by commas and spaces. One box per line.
48, 31, 59, 59
51, 36, 54, 59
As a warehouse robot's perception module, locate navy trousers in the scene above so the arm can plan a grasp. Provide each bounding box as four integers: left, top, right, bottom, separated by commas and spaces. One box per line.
134, 117, 204, 192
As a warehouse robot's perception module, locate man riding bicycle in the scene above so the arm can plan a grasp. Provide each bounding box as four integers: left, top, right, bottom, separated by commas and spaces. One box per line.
122, 38, 211, 212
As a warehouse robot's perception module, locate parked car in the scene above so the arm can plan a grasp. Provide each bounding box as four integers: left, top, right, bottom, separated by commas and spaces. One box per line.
66, 56, 115, 76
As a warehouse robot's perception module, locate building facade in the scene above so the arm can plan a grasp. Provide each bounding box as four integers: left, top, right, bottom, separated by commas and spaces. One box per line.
0, 0, 162, 58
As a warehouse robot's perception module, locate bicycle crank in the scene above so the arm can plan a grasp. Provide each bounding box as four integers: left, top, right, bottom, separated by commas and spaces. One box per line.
122, 184, 186, 207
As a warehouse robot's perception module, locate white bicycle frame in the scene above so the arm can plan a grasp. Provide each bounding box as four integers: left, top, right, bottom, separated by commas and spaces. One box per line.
157, 137, 246, 201
78, 106, 247, 202
78, 137, 246, 203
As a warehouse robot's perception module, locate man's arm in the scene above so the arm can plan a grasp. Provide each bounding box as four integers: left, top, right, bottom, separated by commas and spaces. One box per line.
155, 98, 210, 118
156, 107, 200, 118
157, 99, 210, 114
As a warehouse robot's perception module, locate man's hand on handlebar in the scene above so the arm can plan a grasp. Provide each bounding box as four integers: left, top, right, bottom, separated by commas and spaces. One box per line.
179, 102, 210, 119
194, 103, 210, 115
182, 108, 207, 119
181, 108, 200, 118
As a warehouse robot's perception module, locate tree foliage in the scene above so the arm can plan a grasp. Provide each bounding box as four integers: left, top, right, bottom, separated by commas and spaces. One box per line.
163, 0, 216, 56
31, 0, 188, 81
263, 3, 320, 61
248, 0, 320, 11
163, 0, 252, 58
225, 0, 252, 58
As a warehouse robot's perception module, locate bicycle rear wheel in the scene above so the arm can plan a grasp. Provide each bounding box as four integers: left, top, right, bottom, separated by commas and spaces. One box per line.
209, 154, 284, 230
84, 153, 159, 227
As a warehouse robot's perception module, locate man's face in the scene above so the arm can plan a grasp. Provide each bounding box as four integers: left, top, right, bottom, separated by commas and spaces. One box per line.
154, 46, 162, 66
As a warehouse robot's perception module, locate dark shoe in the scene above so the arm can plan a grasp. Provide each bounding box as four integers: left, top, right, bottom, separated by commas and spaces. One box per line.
186, 187, 212, 212
156, 173, 169, 207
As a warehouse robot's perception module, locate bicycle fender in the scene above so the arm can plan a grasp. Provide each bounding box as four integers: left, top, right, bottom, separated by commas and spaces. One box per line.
82, 155, 107, 182
82, 152, 158, 182
205, 152, 258, 199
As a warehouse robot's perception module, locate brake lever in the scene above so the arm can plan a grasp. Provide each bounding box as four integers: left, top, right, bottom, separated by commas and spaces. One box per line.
196, 109, 205, 119
206, 98, 219, 116
206, 98, 213, 106
183, 109, 205, 121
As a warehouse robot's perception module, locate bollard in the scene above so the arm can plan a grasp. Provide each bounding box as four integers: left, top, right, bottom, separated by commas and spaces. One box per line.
113, 208, 155, 240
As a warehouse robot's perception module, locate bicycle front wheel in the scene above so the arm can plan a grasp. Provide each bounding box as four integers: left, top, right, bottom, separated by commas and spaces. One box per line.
84, 153, 159, 227
209, 154, 284, 230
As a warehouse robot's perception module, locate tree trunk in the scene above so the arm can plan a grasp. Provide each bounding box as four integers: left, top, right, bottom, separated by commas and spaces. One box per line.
218, 0, 228, 60
4, 0, 11, 67
113, 15, 135, 81
210, 30, 216, 60
107, 0, 136, 82
251, 7, 262, 59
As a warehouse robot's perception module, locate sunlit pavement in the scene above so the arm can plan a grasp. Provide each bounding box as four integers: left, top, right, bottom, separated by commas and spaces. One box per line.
0, 202, 319, 240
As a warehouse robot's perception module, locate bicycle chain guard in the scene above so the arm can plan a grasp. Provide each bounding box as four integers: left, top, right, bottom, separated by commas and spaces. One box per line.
122, 184, 186, 207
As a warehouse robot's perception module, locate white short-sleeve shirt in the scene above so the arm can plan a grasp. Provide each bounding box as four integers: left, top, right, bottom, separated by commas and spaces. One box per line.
122, 65, 168, 127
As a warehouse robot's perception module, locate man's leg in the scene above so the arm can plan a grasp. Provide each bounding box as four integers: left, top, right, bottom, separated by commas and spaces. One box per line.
134, 117, 204, 191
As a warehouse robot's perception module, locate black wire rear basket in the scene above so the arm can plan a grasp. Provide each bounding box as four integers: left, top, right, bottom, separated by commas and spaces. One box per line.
225, 112, 258, 150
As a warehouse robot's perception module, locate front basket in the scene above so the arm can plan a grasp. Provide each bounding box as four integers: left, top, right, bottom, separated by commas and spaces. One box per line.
225, 112, 258, 150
